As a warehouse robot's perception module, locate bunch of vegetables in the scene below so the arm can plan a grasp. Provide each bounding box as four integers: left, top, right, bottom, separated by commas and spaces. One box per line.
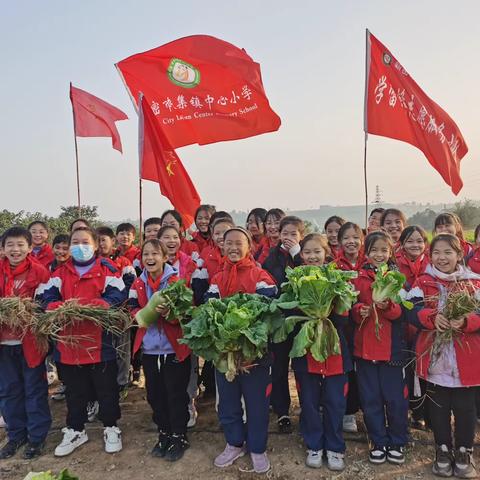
25, 469, 78, 480
135, 280, 193, 328
180, 293, 283, 381
270, 264, 358, 362
370, 264, 412, 339
0, 296, 41, 336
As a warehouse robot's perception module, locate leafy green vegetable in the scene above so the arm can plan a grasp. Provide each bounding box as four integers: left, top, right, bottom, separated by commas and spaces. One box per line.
136, 280, 193, 328
179, 293, 283, 381
30, 470, 78, 480
271, 264, 358, 362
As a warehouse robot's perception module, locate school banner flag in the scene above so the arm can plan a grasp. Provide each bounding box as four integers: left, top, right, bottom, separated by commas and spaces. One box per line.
364, 30, 468, 194
70, 84, 128, 153
116, 35, 281, 148
139, 94, 200, 225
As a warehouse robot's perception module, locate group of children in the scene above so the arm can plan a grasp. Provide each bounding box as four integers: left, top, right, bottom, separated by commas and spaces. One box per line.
0, 205, 480, 477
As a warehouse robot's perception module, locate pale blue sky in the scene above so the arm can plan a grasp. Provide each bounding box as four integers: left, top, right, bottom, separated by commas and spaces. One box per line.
1, 1, 479, 220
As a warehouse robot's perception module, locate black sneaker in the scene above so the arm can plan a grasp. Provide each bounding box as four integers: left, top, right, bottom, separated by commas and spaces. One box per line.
0, 438, 28, 459
277, 416, 292, 434
164, 434, 189, 462
454, 447, 477, 479
23, 441, 45, 460
369, 446, 387, 464
387, 446, 405, 464
151, 432, 170, 458
432, 444, 453, 477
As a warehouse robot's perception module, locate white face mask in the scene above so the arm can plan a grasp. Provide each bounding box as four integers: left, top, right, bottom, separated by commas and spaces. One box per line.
70, 244, 95, 262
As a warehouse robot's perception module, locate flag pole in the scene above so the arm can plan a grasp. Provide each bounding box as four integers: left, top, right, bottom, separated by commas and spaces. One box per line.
363, 29, 371, 230
138, 177, 143, 247
138, 92, 145, 247
69, 82, 82, 215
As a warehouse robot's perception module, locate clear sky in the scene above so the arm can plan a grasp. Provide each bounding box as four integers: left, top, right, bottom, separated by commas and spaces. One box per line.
1, 0, 479, 221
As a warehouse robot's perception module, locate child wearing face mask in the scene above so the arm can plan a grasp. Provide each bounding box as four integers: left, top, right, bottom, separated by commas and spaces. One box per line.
42, 227, 127, 458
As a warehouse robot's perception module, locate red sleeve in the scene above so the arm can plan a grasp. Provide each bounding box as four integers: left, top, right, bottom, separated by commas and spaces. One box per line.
351, 302, 368, 324
381, 300, 402, 321
463, 312, 480, 333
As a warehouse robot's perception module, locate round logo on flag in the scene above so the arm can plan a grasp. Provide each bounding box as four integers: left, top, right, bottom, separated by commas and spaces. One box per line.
167, 58, 200, 88
382, 52, 392, 66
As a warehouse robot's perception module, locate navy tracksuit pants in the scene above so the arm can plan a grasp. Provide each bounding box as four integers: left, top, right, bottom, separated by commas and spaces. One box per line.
216, 364, 271, 454
356, 359, 409, 448
295, 371, 348, 453
270, 333, 293, 417
0, 345, 51, 443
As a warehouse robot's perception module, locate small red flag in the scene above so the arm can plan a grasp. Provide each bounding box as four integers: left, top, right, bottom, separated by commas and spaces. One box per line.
70, 84, 128, 153
365, 31, 468, 194
139, 94, 200, 225
116, 35, 281, 148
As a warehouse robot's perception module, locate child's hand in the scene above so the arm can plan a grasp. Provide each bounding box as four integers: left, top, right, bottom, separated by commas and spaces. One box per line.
374, 300, 390, 310
359, 305, 371, 319
434, 313, 450, 332
282, 239, 297, 251
155, 304, 170, 317
450, 317, 466, 330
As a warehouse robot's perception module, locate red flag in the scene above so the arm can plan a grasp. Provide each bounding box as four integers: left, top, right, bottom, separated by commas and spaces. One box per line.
365, 31, 468, 194
70, 84, 128, 153
139, 95, 200, 225
116, 35, 281, 148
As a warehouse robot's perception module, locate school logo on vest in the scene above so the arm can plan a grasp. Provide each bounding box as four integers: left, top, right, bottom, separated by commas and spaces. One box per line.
167, 58, 200, 88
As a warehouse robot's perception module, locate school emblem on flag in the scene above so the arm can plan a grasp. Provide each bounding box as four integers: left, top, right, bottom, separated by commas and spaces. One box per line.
167, 58, 200, 88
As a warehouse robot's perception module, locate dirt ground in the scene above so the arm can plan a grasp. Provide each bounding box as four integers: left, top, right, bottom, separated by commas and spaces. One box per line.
0, 377, 476, 480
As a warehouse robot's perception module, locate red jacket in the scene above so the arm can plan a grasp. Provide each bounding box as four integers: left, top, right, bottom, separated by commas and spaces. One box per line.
31, 244, 55, 269
116, 244, 140, 264
191, 231, 212, 255
180, 237, 199, 257
461, 239, 473, 258
0, 257, 49, 367
42, 257, 127, 365
201, 245, 225, 279
407, 270, 480, 386
467, 246, 480, 274
129, 269, 190, 361
351, 265, 404, 362
256, 237, 278, 265
396, 249, 429, 289
335, 249, 365, 272
170, 251, 196, 286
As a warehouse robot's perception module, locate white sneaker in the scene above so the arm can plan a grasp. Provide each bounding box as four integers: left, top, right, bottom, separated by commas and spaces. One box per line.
54, 427, 88, 456
343, 414, 358, 433
87, 401, 99, 422
187, 401, 198, 428
327, 450, 345, 471
0, 416, 6, 428
306, 449, 322, 468
104, 426, 122, 453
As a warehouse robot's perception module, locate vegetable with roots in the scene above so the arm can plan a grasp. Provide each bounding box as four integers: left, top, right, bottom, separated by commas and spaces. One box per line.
270, 264, 359, 363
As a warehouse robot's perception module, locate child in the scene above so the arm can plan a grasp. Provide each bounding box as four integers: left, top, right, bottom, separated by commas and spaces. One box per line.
129, 239, 191, 462
42, 227, 126, 456
367, 208, 385, 234
475, 224, 480, 247
324, 216, 345, 259
205, 227, 277, 474
335, 222, 365, 272
434, 213, 472, 258
28, 221, 54, 269
144, 217, 163, 241
407, 234, 480, 478
256, 208, 285, 265
380, 208, 407, 245
293, 233, 350, 471
263, 216, 304, 433
70, 218, 91, 232
0, 227, 51, 460
352, 231, 408, 465
191, 204, 216, 254
51, 234, 70, 272
246, 208, 267, 259
161, 210, 198, 258
115, 223, 140, 264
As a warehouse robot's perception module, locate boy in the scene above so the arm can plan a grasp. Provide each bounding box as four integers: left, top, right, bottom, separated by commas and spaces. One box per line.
143, 217, 162, 241
50, 234, 70, 272
115, 223, 139, 263
0, 227, 51, 459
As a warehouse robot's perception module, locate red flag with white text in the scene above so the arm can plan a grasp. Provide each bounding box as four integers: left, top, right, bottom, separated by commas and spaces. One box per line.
139, 95, 200, 225
70, 84, 128, 153
116, 35, 281, 148
365, 31, 468, 194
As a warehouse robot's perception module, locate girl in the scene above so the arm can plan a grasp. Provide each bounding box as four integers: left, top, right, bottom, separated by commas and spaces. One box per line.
352, 232, 408, 465
434, 213, 472, 258
407, 234, 480, 478
28, 221, 54, 269
256, 208, 285, 265
161, 210, 199, 259
368, 208, 385, 234
70, 218, 91, 233
191, 205, 216, 254
324, 216, 345, 259
42, 227, 126, 457
380, 208, 407, 245
129, 240, 191, 462
293, 233, 350, 471
263, 216, 304, 433
205, 227, 277, 474
246, 208, 267, 260
335, 222, 365, 272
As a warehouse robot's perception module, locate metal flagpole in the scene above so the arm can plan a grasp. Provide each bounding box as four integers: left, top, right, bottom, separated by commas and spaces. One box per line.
70, 82, 82, 215
363, 29, 371, 230
138, 92, 145, 247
